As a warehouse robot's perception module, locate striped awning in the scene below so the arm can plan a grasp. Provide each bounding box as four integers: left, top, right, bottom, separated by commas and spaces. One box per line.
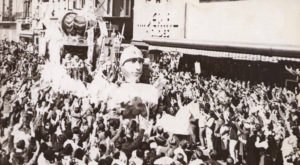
19, 34, 33, 38
19, 30, 34, 38
148, 45, 300, 63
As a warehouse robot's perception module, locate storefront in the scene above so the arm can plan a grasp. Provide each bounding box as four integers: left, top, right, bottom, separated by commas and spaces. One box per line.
0, 22, 18, 41
145, 41, 300, 88
19, 32, 34, 43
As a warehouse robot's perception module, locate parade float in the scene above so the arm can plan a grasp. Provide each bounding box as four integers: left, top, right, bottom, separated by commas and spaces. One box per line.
36, 3, 161, 120
38, 3, 113, 96
34, 2, 202, 136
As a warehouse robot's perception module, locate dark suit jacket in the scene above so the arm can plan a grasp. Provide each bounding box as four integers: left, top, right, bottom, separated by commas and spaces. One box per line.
121, 130, 145, 158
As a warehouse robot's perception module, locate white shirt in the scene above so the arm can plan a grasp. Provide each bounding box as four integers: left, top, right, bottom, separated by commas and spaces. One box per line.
206, 117, 215, 129
119, 151, 128, 164
112, 159, 126, 165
198, 112, 207, 128
297, 94, 300, 108
129, 157, 143, 165
37, 153, 55, 165
189, 159, 205, 165
63, 139, 79, 151
11, 126, 32, 148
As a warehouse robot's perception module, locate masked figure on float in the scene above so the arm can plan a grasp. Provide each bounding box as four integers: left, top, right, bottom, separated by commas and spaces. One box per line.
101, 46, 196, 137
119, 46, 144, 84
89, 45, 161, 120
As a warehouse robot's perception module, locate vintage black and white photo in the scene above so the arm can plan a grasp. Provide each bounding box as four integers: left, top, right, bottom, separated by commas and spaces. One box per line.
0, 0, 300, 164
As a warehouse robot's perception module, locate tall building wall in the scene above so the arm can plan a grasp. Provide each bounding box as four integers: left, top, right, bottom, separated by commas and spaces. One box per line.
0, 24, 17, 40
0, 1, 3, 21
0, 0, 18, 41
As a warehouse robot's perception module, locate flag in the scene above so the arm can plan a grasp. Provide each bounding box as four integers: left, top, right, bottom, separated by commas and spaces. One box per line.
157, 106, 192, 135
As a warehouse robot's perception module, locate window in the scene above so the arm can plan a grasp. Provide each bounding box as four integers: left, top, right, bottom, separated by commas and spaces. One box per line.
74, 0, 84, 9
82, 0, 85, 7
2, 0, 14, 21
112, 0, 123, 16
125, 0, 130, 15
68, 0, 73, 10
24, 0, 31, 18
67, 0, 81, 9
95, 0, 131, 17
112, 0, 131, 17
107, 0, 111, 15
73, 1, 76, 9
66, 0, 86, 10
21, 23, 31, 30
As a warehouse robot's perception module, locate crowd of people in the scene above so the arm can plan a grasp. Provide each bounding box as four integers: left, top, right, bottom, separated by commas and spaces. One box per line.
0, 39, 300, 165
151, 51, 300, 165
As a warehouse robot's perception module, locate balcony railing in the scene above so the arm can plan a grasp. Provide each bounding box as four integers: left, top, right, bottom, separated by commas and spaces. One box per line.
1, 16, 16, 21
15, 12, 32, 19
1, 12, 32, 21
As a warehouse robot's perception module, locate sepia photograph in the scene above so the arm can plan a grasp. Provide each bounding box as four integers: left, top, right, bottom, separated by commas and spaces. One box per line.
0, 0, 300, 164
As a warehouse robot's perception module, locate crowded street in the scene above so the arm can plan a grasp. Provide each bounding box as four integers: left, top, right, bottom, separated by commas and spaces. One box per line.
1, 0, 300, 165
1, 38, 300, 165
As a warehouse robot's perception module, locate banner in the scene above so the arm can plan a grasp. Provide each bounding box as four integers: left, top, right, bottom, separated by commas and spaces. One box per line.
157, 106, 192, 135
87, 27, 94, 63
97, 20, 108, 57
39, 37, 46, 56
194, 61, 201, 74
98, 20, 108, 37
187, 102, 201, 119
107, 83, 160, 106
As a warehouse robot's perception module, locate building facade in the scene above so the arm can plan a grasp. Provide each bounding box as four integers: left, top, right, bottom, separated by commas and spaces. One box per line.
0, 0, 133, 42
0, 0, 24, 41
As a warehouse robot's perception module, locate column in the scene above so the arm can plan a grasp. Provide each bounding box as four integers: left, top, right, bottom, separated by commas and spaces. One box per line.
0, 0, 3, 21
8, 0, 13, 19
16, 19, 22, 42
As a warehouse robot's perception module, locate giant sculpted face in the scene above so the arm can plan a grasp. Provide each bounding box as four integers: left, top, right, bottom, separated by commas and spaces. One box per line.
120, 46, 144, 83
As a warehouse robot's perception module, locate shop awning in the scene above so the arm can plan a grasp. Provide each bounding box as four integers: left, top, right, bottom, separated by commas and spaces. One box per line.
131, 40, 149, 48
144, 38, 300, 56
142, 38, 300, 62
19, 30, 34, 38
147, 44, 300, 63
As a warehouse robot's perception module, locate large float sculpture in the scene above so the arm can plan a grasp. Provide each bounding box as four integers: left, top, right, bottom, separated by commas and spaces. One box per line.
37, 6, 163, 121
